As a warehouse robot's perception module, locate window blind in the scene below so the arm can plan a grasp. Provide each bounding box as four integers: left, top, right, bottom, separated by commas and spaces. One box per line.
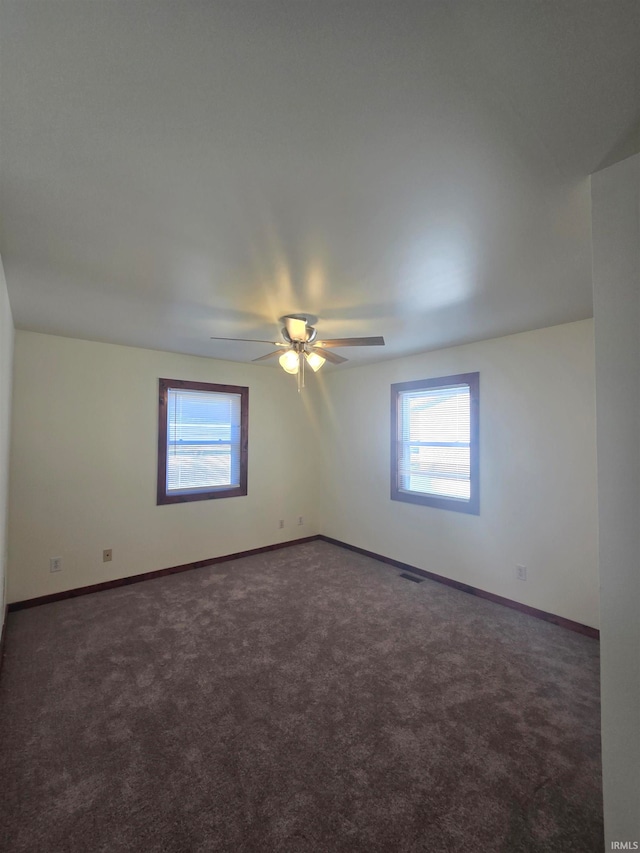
397, 383, 471, 501
166, 388, 241, 493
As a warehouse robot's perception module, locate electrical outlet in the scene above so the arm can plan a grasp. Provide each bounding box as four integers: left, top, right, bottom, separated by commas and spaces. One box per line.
103, 549, 113, 563
49, 557, 62, 573
297, 516, 304, 526
278, 520, 284, 529
516, 564, 527, 581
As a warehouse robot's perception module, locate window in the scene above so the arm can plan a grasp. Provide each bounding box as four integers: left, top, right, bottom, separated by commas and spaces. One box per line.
391, 372, 479, 514
157, 378, 248, 505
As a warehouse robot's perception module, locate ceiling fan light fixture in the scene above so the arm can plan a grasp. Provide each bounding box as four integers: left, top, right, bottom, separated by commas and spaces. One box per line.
211, 314, 384, 386
279, 350, 300, 374
305, 351, 325, 372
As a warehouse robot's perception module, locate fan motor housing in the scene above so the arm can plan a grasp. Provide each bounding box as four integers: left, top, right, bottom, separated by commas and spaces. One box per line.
279, 313, 318, 343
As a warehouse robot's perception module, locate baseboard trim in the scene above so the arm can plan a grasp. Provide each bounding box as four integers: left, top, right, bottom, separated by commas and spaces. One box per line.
318, 535, 599, 640
0, 604, 8, 678
6, 534, 600, 639
7, 535, 321, 612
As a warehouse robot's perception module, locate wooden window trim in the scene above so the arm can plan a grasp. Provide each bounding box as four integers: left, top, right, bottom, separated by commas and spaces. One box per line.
390, 372, 480, 515
157, 378, 248, 505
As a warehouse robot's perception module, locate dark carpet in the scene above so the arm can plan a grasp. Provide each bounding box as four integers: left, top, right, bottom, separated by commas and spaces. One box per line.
0, 540, 602, 852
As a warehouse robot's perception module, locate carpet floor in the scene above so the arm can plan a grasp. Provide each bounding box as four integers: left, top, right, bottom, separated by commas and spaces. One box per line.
0, 540, 602, 852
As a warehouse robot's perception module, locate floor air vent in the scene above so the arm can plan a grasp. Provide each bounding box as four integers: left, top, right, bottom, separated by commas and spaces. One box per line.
399, 573, 424, 583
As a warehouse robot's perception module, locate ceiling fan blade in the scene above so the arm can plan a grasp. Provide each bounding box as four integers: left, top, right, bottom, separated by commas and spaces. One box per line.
316, 336, 385, 348
252, 350, 283, 362
311, 346, 348, 364
284, 317, 308, 341
210, 336, 285, 345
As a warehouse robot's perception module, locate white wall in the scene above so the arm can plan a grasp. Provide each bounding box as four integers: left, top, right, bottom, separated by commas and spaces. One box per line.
6, 322, 601, 621
8, 332, 319, 603
316, 320, 599, 628
0, 256, 15, 626
591, 153, 640, 846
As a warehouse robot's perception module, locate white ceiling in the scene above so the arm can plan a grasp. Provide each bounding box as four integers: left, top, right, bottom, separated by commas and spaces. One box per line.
1, 1, 639, 367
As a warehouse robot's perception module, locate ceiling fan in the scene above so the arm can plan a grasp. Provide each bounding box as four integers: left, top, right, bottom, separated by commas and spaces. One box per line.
211, 313, 385, 390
